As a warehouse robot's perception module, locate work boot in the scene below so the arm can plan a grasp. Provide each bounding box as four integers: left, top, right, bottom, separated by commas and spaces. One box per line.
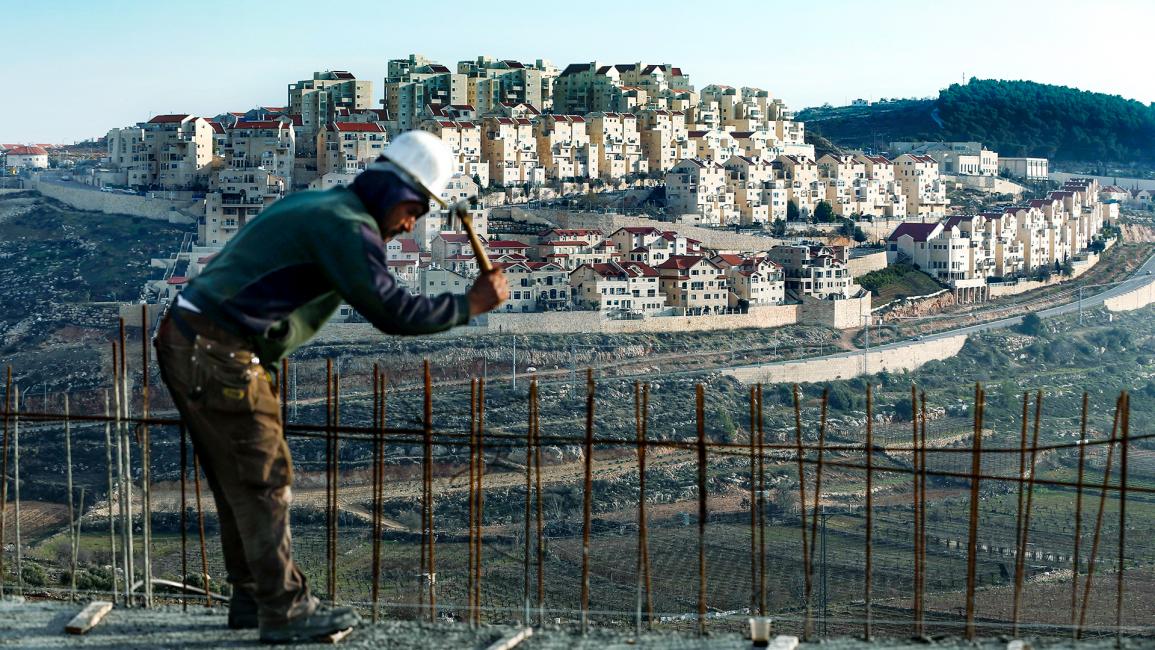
227, 589, 259, 630
259, 604, 362, 644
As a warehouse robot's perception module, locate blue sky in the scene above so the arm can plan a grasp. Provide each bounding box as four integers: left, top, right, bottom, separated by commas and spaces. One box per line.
3, 0, 1153, 143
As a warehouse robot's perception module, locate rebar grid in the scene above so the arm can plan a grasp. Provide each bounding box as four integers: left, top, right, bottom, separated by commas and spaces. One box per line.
0, 325, 1149, 643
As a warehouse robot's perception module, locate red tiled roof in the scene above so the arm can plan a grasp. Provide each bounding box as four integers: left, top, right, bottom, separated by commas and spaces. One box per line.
232, 121, 284, 130
392, 239, 420, 252
148, 114, 190, 124
487, 240, 530, 249
333, 122, 386, 132
167, 276, 188, 285
888, 222, 940, 243
437, 233, 471, 243
655, 255, 705, 271
7, 145, 48, 156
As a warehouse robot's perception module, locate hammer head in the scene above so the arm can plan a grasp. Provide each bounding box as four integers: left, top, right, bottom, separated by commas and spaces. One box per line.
446, 196, 478, 233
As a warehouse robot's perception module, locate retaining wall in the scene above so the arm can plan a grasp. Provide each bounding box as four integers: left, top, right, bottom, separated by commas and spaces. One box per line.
724, 334, 967, 385
847, 251, 888, 278
1104, 278, 1155, 312
29, 177, 200, 224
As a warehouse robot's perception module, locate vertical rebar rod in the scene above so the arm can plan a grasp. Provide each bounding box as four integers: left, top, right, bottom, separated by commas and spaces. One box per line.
331, 366, 341, 603
641, 384, 654, 627
280, 359, 288, 426
474, 377, 485, 626
423, 360, 435, 621
1115, 392, 1129, 647
1070, 392, 1088, 634
864, 383, 874, 641
141, 304, 153, 607
1013, 391, 1044, 638
748, 386, 757, 614
696, 383, 707, 638
756, 384, 766, 617
580, 368, 594, 635
533, 376, 545, 625
113, 341, 128, 604
1077, 394, 1122, 638
11, 387, 20, 596
1013, 391, 1029, 586
376, 371, 387, 619
634, 381, 650, 634
65, 395, 76, 602
468, 378, 477, 625
325, 359, 334, 602
808, 389, 829, 600
103, 391, 119, 604
180, 423, 188, 612
119, 319, 134, 604
964, 383, 984, 640
792, 384, 812, 640
918, 390, 928, 636
0, 366, 10, 598
192, 451, 212, 607
522, 379, 534, 625
370, 365, 382, 624
910, 384, 920, 632
73, 488, 84, 600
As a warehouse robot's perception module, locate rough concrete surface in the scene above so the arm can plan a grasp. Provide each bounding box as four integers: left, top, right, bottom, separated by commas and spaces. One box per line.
0, 599, 1144, 649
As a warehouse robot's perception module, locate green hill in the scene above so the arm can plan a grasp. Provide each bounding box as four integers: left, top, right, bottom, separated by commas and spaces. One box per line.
798, 79, 1155, 162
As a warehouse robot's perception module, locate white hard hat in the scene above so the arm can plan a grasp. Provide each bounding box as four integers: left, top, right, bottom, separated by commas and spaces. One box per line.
370, 130, 455, 207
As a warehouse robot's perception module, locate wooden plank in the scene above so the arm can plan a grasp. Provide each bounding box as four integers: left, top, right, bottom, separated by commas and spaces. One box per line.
485, 627, 534, 650
64, 601, 114, 635
321, 627, 355, 644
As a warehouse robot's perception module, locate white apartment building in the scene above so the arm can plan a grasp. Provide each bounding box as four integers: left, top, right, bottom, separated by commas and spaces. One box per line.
201, 169, 285, 246
722, 156, 786, 226
637, 109, 690, 173
223, 120, 295, 185
586, 113, 647, 182
481, 116, 544, 187
384, 56, 468, 134
853, 154, 907, 218
107, 115, 215, 190
686, 129, 740, 162
287, 71, 373, 150
711, 254, 786, 306
457, 57, 556, 115
421, 119, 489, 188
999, 157, 1049, 181
317, 122, 387, 175
665, 158, 739, 226
767, 244, 857, 300
775, 155, 824, 217
534, 115, 597, 181
893, 154, 949, 219
496, 261, 570, 312
3, 146, 48, 169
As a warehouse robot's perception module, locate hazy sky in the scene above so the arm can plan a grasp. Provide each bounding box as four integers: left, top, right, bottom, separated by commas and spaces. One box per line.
3, 0, 1153, 143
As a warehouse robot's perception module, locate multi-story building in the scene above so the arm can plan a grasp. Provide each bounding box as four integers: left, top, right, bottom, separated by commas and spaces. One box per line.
201, 169, 285, 246
637, 109, 689, 173
817, 154, 872, 216
775, 155, 824, 218
722, 155, 786, 226
999, 157, 1049, 180
106, 115, 215, 190
495, 260, 570, 312
552, 62, 691, 115
223, 120, 295, 185
586, 113, 647, 182
3, 145, 48, 169
711, 254, 786, 306
480, 116, 543, 187
534, 114, 597, 181
287, 71, 373, 150
767, 244, 857, 300
893, 153, 949, 219
665, 158, 738, 226
570, 261, 664, 314
655, 255, 728, 314
853, 154, 907, 218
317, 122, 388, 175
384, 55, 468, 134
457, 57, 557, 115
886, 221, 984, 289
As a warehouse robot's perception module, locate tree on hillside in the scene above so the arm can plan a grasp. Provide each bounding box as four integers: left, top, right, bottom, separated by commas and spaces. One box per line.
812, 200, 835, 223
787, 200, 800, 222
1018, 313, 1043, 336
771, 218, 787, 237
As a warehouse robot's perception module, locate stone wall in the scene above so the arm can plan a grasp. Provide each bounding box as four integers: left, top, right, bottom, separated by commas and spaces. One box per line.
725, 335, 967, 385
847, 251, 888, 278
1104, 278, 1155, 313
943, 174, 1026, 197
798, 294, 872, 329
29, 177, 200, 224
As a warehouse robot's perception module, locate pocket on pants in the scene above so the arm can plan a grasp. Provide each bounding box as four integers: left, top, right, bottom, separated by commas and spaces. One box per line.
234, 428, 293, 489
192, 337, 275, 415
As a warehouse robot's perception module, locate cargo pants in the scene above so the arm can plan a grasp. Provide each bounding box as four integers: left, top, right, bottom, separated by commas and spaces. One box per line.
155, 309, 316, 625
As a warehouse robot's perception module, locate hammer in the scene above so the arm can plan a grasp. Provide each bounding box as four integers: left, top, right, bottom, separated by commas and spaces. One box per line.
447, 198, 493, 273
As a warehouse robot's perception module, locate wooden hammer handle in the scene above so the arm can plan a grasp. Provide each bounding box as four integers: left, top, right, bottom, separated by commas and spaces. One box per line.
463, 220, 493, 273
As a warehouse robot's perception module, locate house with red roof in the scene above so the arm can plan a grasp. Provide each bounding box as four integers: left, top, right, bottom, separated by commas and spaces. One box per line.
317, 122, 387, 175
105, 115, 215, 189
768, 244, 860, 300
570, 260, 664, 314
3, 145, 49, 169
654, 255, 728, 314
493, 261, 569, 312
665, 159, 739, 226
711, 254, 786, 307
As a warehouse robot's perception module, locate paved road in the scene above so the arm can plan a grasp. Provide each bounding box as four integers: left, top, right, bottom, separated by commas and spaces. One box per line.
727, 251, 1155, 376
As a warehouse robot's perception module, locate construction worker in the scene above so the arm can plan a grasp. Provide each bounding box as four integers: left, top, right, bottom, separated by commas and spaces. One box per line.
154, 131, 508, 643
